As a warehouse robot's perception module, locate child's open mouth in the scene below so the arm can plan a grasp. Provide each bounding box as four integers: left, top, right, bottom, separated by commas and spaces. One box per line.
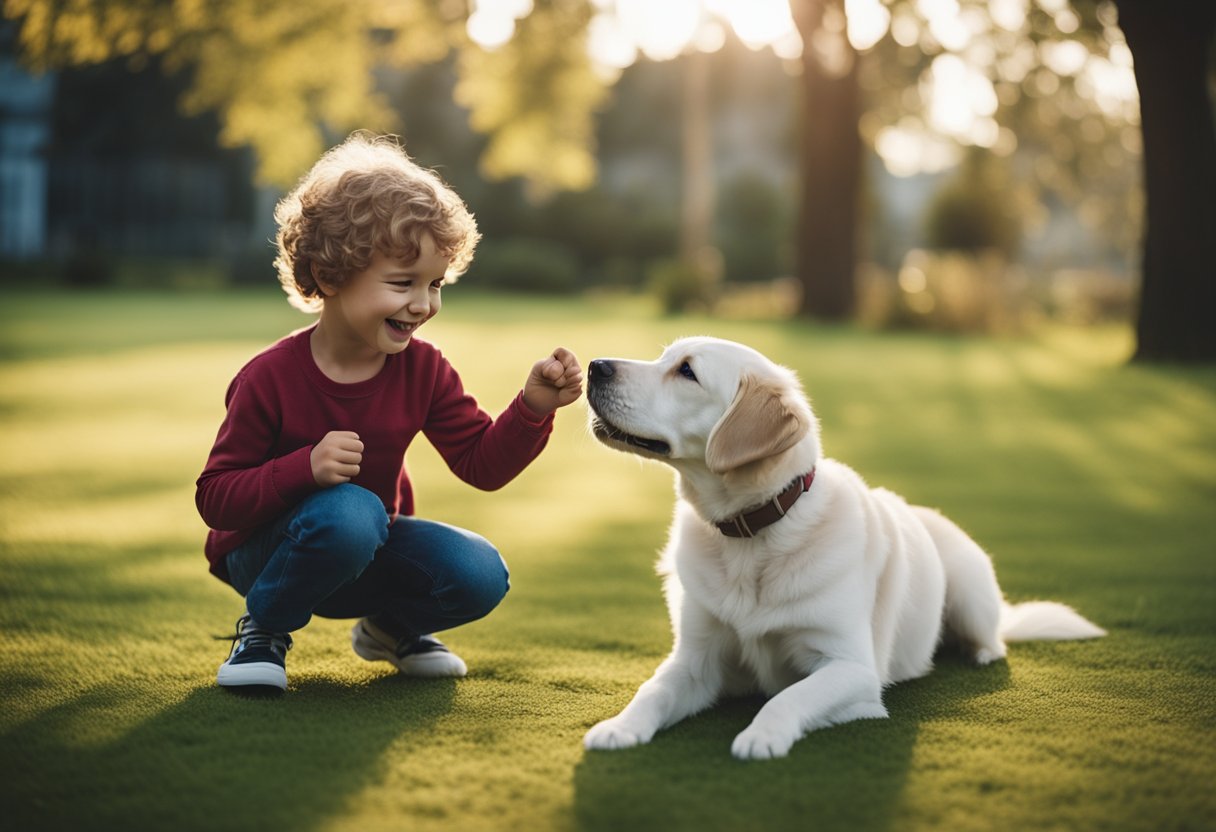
385, 319, 418, 340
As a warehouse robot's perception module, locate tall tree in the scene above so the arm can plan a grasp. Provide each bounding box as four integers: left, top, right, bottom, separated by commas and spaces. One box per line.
1114, 0, 1216, 363
792, 0, 861, 320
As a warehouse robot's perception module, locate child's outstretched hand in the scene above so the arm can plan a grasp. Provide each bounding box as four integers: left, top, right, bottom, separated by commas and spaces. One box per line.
523, 347, 583, 416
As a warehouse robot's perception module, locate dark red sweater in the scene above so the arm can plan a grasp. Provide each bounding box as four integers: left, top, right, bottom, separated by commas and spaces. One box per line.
196, 326, 554, 582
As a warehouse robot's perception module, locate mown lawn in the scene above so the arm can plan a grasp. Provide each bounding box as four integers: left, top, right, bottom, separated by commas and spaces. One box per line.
1, 288, 1213, 832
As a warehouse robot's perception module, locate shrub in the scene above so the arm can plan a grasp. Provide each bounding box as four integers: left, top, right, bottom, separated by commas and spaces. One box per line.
466, 238, 581, 294
717, 171, 792, 283
925, 151, 1025, 258
647, 251, 722, 315
861, 250, 1038, 333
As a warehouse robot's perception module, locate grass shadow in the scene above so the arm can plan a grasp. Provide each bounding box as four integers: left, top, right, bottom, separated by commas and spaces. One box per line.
1, 674, 457, 831
572, 654, 1011, 832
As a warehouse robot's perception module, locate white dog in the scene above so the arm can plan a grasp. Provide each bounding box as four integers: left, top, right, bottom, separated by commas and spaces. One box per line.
583, 336, 1105, 760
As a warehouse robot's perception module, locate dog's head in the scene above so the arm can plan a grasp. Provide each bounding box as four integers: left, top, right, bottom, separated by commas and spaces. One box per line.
587, 337, 819, 479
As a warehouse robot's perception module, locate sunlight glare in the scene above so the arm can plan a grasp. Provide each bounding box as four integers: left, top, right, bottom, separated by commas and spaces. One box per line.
989, 0, 1028, 32
926, 54, 998, 138
875, 121, 961, 176
466, 0, 535, 50
1080, 55, 1140, 119
845, 0, 891, 51
475, 0, 534, 17
467, 10, 515, 50
1108, 41, 1133, 69
1040, 39, 1089, 76
890, 8, 920, 47
710, 0, 796, 50
694, 20, 728, 53
929, 15, 970, 52
598, 0, 819, 64
587, 11, 638, 70
616, 0, 701, 61
771, 28, 803, 60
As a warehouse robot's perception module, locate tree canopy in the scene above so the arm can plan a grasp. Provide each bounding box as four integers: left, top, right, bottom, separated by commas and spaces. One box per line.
3, 0, 606, 191
5, 0, 1142, 212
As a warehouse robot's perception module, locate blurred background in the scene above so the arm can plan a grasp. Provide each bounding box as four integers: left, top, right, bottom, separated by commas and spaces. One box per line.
0, 0, 1212, 360
1, 7, 1214, 828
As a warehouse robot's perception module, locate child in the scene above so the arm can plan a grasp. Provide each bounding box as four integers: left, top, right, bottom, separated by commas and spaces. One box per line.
196, 133, 583, 691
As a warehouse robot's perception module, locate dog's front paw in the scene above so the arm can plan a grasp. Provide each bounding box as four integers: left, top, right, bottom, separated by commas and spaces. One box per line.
584, 716, 654, 751
731, 723, 798, 760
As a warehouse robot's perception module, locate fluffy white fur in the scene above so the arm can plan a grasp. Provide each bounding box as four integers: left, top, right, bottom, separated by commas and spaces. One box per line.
583, 336, 1105, 760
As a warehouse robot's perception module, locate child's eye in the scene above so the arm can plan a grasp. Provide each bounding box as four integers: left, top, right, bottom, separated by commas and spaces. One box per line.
678, 361, 697, 382
431, 279, 444, 290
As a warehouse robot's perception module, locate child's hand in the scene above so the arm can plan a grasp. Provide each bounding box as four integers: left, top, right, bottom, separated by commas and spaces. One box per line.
311, 430, 363, 487
523, 347, 583, 416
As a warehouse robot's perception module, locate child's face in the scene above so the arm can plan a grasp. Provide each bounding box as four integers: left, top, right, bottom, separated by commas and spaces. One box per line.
321, 235, 450, 356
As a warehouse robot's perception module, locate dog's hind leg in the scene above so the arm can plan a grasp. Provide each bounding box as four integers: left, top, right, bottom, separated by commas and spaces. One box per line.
912, 506, 1007, 664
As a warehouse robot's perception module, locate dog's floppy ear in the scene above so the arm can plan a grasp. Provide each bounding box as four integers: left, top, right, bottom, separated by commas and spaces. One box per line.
705, 373, 810, 474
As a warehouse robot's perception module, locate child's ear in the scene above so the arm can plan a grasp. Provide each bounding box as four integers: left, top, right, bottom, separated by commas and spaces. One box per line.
312, 263, 338, 297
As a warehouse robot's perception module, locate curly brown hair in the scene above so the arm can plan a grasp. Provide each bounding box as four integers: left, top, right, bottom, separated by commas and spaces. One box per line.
273, 132, 481, 312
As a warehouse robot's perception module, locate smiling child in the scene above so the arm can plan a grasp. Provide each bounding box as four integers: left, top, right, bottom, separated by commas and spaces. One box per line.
196, 133, 582, 692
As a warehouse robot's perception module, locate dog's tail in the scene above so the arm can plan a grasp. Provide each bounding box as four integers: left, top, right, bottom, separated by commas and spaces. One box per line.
999, 601, 1106, 642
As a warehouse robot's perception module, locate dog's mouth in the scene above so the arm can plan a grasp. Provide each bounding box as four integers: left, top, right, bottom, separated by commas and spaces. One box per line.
590, 415, 672, 456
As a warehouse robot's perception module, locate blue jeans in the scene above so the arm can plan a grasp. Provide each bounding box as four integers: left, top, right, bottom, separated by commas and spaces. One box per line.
225, 484, 509, 635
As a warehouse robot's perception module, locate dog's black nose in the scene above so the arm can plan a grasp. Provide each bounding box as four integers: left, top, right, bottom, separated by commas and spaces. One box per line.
589, 360, 615, 381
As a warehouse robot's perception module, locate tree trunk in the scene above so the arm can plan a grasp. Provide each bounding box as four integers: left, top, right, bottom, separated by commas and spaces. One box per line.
681, 49, 714, 268
792, 0, 862, 320
1116, 1, 1216, 362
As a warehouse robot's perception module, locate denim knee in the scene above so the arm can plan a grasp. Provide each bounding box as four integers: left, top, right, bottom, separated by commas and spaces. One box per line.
288, 484, 389, 574
445, 536, 510, 622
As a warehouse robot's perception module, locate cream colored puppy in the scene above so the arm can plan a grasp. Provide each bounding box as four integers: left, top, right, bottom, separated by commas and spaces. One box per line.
583, 336, 1105, 760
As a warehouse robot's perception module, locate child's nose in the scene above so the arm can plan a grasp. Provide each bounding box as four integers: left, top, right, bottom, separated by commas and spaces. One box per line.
406, 292, 431, 315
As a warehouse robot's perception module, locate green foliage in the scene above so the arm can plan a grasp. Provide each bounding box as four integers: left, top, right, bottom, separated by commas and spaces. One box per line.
465, 237, 582, 294
4, 0, 391, 184
925, 150, 1026, 257
455, 0, 608, 196
647, 257, 719, 314
179, 1, 401, 186
716, 170, 793, 283
525, 188, 678, 287
1, 0, 605, 190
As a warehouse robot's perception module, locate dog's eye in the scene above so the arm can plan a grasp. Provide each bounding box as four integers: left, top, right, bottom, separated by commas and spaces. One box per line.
678, 361, 697, 382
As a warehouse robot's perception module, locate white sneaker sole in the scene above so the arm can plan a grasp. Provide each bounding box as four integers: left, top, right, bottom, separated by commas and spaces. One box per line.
217, 661, 287, 690
351, 625, 468, 678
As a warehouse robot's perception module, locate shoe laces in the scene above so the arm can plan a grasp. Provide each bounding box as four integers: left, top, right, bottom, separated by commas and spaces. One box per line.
361, 619, 446, 658
218, 614, 293, 659
397, 634, 449, 658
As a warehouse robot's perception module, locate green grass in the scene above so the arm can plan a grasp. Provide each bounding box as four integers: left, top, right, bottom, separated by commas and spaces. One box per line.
1, 288, 1213, 832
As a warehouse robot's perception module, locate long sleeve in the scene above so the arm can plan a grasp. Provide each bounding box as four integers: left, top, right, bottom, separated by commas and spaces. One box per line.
423, 356, 554, 491
195, 368, 319, 532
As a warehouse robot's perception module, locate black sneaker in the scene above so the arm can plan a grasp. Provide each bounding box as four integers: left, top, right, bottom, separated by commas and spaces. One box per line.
351, 617, 467, 677
217, 614, 292, 691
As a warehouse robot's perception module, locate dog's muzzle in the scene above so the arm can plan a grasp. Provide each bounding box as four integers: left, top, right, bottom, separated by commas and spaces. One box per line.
587, 359, 672, 457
